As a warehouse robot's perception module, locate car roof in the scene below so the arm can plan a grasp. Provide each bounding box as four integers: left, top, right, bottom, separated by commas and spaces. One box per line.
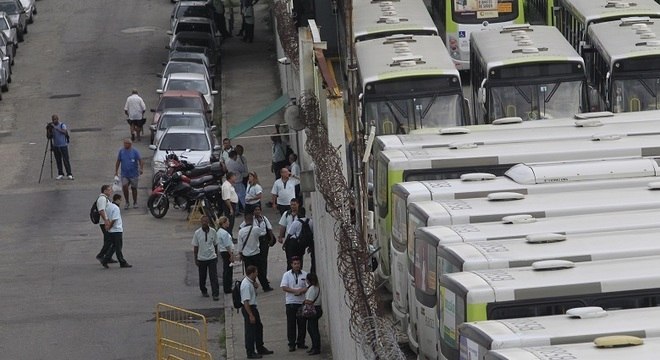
163, 126, 208, 134
177, 1, 210, 6
161, 109, 206, 116
165, 60, 207, 69
167, 72, 207, 80
174, 31, 214, 39
160, 89, 205, 98
177, 17, 213, 24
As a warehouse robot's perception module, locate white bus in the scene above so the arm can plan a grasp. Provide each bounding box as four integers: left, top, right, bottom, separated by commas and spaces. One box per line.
461, 306, 660, 360
588, 19, 660, 113
439, 255, 660, 360
352, 0, 439, 43
374, 132, 660, 284
554, 0, 660, 56
389, 157, 660, 344
470, 25, 589, 123
486, 336, 660, 360
356, 35, 468, 136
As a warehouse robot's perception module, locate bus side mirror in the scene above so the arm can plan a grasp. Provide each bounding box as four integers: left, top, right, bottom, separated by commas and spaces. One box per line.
478, 88, 486, 104
463, 97, 472, 124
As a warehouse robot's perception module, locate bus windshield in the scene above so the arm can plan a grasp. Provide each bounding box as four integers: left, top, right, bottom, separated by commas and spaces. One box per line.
489, 81, 583, 120
364, 94, 464, 134
451, 0, 520, 24
611, 78, 660, 113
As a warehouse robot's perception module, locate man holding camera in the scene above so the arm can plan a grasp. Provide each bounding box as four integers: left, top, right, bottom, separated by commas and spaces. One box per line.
49, 114, 73, 180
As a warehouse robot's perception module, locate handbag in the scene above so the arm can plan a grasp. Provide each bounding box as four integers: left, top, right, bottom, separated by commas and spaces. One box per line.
297, 288, 320, 318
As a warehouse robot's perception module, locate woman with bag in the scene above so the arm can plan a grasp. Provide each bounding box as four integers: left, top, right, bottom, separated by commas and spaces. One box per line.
245, 171, 263, 214
304, 273, 322, 355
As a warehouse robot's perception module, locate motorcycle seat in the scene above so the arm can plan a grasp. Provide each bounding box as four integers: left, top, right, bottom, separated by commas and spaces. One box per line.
189, 175, 215, 187
186, 164, 212, 177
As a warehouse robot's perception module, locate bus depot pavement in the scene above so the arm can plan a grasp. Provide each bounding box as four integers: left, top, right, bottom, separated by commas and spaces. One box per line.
220, 3, 330, 359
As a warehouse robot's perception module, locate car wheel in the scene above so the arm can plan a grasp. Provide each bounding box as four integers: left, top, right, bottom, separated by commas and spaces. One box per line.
17, 30, 23, 42
150, 130, 155, 144
2, 83, 8, 92
33, 6, 37, 15
7, 74, 11, 83
24, 24, 28, 33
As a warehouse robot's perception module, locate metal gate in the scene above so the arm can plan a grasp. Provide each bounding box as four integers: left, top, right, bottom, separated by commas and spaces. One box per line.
156, 303, 212, 360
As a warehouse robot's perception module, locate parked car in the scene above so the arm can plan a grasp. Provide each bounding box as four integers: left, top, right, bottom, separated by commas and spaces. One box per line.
0, 0, 26, 42
171, 1, 213, 31
167, 50, 213, 71
150, 109, 212, 146
0, 30, 14, 66
158, 72, 217, 114
168, 17, 219, 47
149, 90, 211, 144
149, 126, 220, 174
158, 60, 215, 89
18, 0, 34, 23
0, 47, 11, 94
0, 12, 17, 53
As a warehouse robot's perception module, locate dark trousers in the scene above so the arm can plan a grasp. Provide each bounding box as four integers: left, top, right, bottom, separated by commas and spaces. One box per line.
224, 202, 237, 235
198, 257, 219, 297
244, 253, 270, 289
241, 305, 264, 355
103, 232, 127, 264
220, 251, 233, 293
285, 303, 307, 347
245, 202, 261, 215
272, 160, 288, 180
309, 245, 316, 274
307, 307, 323, 351
243, 23, 254, 42
276, 204, 291, 216
214, 12, 230, 37
52, 145, 72, 176
258, 238, 270, 283
96, 224, 114, 259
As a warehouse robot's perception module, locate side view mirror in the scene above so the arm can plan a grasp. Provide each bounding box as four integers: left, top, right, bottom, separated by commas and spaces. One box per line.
2, 56, 8, 62
206, 109, 212, 114
166, 30, 173, 36
156, 89, 163, 94
162, 62, 167, 66
213, 145, 222, 151
210, 125, 217, 131
149, 145, 157, 151
150, 108, 156, 112
150, 125, 157, 131
165, 45, 171, 50
211, 90, 218, 95
156, 73, 162, 78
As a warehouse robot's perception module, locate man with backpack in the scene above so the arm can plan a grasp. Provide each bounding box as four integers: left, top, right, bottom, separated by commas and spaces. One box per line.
278, 199, 313, 271
94, 184, 116, 264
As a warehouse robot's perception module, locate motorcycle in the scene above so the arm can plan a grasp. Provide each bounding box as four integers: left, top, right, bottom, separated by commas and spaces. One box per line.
152, 153, 225, 190
147, 171, 223, 219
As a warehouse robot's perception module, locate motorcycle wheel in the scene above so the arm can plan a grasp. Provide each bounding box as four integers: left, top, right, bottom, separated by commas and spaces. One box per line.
202, 198, 221, 227
152, 171, 165, 189
147, 194, 169, 218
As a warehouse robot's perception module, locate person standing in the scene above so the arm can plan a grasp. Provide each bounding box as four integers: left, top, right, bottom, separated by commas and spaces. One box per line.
212, 0, 231, 38
280, 256, 308, 352
221, 138, 233, 163
115, 138, 143, 209
253, 205, 274, 291
288, 153, 302, 205
271, 168, 296, 215
50, 114, 74, 180
242, 1, 255, 43
226, 151, 247, 214
236, 144, 249, 187
278, 198, 304, 270
238, 213, 273, 292
95, 184, 116, 263
240, 265, 274, 358
124, 89, 147, 142
222, 171, 239, 235
270, 135, 287, 181
245, 171, 263, 214
216, 216, 234, 294
192, 216, 220, 301
100, 194, 132, 268
304, 273, 322, 355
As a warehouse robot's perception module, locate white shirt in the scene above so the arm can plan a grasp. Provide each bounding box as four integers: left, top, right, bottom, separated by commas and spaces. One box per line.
245, 183, 263, 205
238, 221, 266, 257
289, 161, 300, 186
279, 211, 299, 235
238, 155, 249, 178
106, 202, 123, 233
240, 215, 272, 231
221, 147, 233, 163
222, 180, 239, 203
191, 227, 219, 261
286, 217, 313, 239
124, 94, 146, 120
96, 194, 110, 225
305, 285, 322, 306
280, 269, 308, 304
225, 158, 245, 177
240, 276, 258, 306
271, 178, 296, 205
272, 142, 286, 162
217, 227, 234, 252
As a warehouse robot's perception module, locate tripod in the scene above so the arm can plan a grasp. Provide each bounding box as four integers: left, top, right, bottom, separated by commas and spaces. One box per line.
38, 137, 53, 184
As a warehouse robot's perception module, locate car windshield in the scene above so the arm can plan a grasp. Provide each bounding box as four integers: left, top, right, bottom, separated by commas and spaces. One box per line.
0, 19, 9, 30
158, 97, 203, 111
165, 63, 206, 78
176, 6, 211, 19
159, 114, 206, 130
174, 37, 212, 49
166, 79, 209, 95
176, 23, 212, 34
0, 3, 18, 13
159, 133, 210, 151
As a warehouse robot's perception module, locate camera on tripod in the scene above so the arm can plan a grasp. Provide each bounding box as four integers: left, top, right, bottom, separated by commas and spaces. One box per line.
46, 122, 54, 139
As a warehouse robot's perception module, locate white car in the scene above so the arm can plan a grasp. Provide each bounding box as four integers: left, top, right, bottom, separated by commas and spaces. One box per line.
148, 126, 220, 174
157, 72, 217, 113
0, 12, 16, 53
18, 0, 34, 24
149, 109, 212, 146
158, 60, 215, 90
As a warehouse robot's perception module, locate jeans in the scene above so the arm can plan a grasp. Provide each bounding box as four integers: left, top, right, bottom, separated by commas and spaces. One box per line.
285, 303, 307, 347
241, 305, 264, 355
234, 182, 246, 210
197, 257, 219, 297
96, 224, 114, 259
220, 251, 233, 293
307, 307, 323, 351
52, 145, 72, 176
224, 202, 237, 236
243, 253, 270, 289
103, 232, 127, 264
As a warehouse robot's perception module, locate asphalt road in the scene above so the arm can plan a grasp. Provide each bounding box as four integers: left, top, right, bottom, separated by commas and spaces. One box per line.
0, 1, 224, 359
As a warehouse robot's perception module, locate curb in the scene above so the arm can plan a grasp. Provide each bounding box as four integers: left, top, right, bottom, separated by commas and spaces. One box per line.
224, 293, 236, 360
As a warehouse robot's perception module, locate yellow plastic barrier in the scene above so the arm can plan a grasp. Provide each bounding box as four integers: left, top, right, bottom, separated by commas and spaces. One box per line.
156, 303, 211, 360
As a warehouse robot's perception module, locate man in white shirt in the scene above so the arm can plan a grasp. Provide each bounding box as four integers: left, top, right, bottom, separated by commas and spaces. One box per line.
221, 137, 233, 163
238, 213, 271, 290
100, 194, 132, 268
222, 171, 239, 235
271, 168, 296, 215
241, 265, 274, 358
287, 153, 303, 207
226, 151, 247, 214
95, 184, 116, 263
280, 256, 308, 352
124, 89, 146, 142
192, 216, 220, 300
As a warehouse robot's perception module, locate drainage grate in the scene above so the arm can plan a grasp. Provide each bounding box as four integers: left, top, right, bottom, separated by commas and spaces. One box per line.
49, 93, 81, 99
70, 127, 102, 133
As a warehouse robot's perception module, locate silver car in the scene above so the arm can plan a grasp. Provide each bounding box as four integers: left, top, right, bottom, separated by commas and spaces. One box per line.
149, 126, 220, 174
158, 60, 215, 89
18, 0, 33, 24
0, 48, 11, 95
0, 0, 26, 42
0, 12, 17, 53
157, 72, 218, 113
149, 109, 212, 146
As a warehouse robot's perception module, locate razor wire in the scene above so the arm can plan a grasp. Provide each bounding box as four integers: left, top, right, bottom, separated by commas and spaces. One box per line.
273, 0, 300, 69
299, 92, 406, 360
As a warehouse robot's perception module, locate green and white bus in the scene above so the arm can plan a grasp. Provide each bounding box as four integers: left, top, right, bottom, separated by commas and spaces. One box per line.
486, 336, 660, 360
470, 25, 588, 123
524, 0, 555, 25
356, 35, 468, 136
426, 0, 526, 70
461, 306, 660, 360
588, 19, 660, 113
439, 255, 660, 360
352, 0, 439, 43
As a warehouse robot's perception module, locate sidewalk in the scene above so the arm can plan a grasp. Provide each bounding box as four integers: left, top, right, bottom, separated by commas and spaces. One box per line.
220, 3, 330, 359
